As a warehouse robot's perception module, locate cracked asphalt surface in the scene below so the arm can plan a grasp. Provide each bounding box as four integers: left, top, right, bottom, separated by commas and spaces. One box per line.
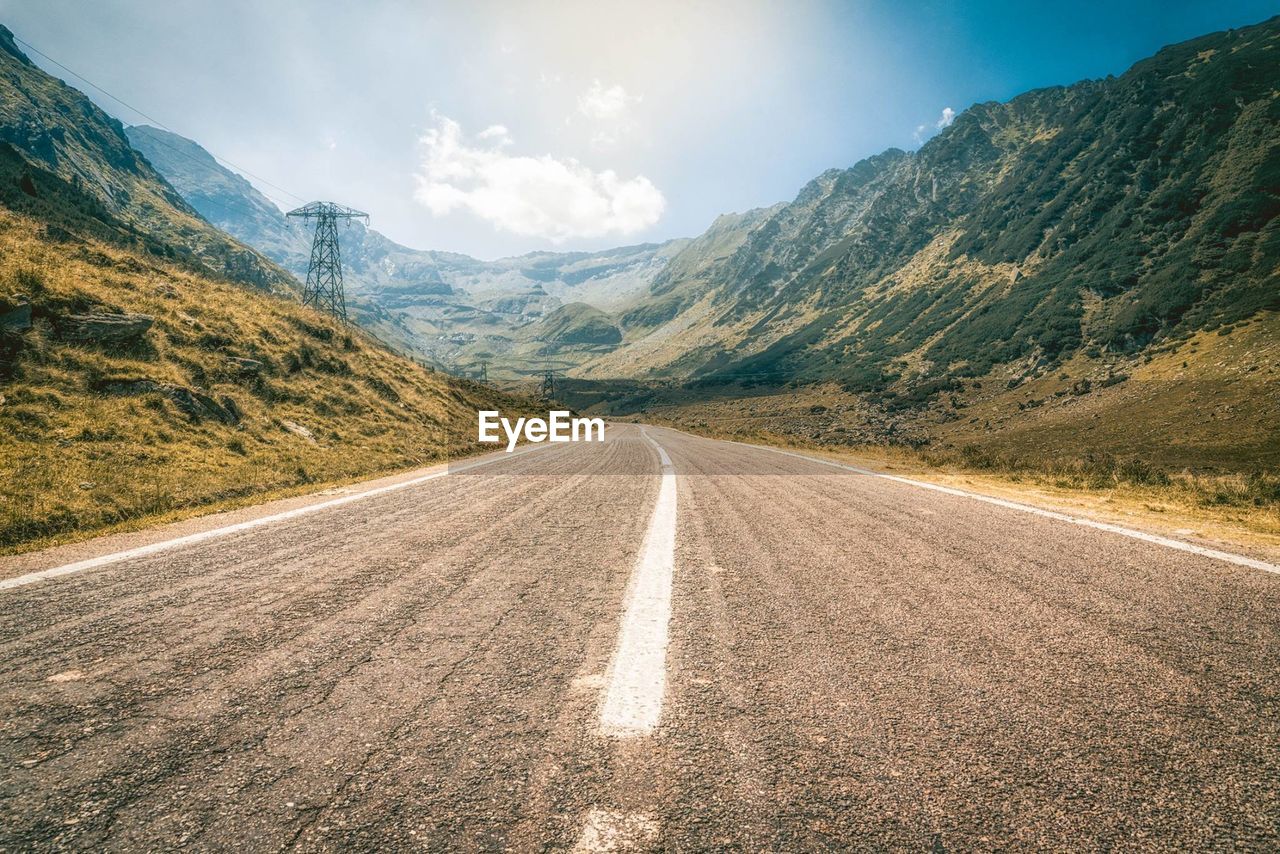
1, 424, 1277, 850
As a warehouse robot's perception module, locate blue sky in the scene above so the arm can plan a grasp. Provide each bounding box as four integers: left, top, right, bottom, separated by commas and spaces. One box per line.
0, 0, 1275, 258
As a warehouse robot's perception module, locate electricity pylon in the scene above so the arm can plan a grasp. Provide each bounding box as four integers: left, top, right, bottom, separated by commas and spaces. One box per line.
539, 368, 556, 402
286, 201, 369, 322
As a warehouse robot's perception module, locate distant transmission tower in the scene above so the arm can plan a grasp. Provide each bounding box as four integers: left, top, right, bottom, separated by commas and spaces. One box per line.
539, 368, 556, 402
286, 201, 369, 322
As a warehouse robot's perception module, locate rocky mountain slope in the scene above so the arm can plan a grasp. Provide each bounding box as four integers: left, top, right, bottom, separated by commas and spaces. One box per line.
117, 16, 1277, 471
125, 125, 686, 377
0, 26, 529, 552
586, 16, 1279, 400
0, 27, 291, 294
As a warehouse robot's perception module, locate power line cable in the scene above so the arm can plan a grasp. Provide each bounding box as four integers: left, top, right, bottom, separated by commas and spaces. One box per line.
121, 126, 299, 212
8, 34, 329, 254
12, 34, 309, 206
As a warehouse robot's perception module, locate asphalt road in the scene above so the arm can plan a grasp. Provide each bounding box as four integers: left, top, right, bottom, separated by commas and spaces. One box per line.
1, 424, 1277, 851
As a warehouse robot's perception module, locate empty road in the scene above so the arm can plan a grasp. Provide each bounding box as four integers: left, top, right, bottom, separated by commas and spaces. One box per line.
1, 424, 1278, 851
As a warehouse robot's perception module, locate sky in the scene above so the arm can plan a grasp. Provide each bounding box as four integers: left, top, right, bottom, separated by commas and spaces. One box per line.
1, 0, 1276, 259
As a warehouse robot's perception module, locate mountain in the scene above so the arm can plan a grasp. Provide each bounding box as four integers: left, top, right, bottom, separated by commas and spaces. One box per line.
116, 16, 1278, 471
0, 25, 529, 552
124, 125, 687, 377
530, 302, 623, 346
123, 125, 307, 271
586, 17, 1279, 395
0, 28, 291, 293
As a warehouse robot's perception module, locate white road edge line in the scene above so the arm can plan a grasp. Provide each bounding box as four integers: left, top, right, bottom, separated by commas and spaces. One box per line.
0, 444, 546, 592
723, 437, 1280, 575
598, 427, 677, 737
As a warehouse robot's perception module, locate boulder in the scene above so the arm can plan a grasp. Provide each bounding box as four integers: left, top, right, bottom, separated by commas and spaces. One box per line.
93, 377, 239, 425
219, 395, 244, 423
281, 420, 316, 442
0, 297, 32, 331
56, 311, 153, 344
165, 385, 239, 425
227, 356, 264, 375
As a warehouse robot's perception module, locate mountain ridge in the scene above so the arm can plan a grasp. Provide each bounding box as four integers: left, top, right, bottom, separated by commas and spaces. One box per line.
580, 15, 1279, 398
124, 124, 692, 376
121, 15, 1277, 448
0, 26, 293, 293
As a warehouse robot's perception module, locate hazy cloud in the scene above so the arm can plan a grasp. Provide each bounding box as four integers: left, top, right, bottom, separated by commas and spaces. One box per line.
477, 124, 512, 144
936, 106, 956, 129
414, 115, 665, 243
576, 80, 642, 148
577, 80, 641, 121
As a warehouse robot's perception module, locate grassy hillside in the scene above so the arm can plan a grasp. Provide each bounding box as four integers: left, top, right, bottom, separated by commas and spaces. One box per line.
592, 310, 1279, 469
0, 210, 527, 553
0, 27, 532, 553
605, 313, 1280, 544
532, 302, 623, 346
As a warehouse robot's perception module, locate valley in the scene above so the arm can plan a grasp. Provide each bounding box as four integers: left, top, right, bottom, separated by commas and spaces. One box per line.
127, 18, 1280, 486
1, 6, 1278, 850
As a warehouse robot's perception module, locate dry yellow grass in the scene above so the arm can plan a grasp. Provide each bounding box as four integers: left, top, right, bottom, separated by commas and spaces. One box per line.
0, 210, 531, 554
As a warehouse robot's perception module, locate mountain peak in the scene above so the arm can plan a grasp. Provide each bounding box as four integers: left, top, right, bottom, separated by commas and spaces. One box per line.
0, 25, 33, 67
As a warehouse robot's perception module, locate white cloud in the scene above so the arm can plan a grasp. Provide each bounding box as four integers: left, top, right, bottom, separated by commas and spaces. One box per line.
912, 107, 958, 146
577, 80, 641, 121
576, 80, 642, 148
477, 124, 512, 145
414, 115, 665, 243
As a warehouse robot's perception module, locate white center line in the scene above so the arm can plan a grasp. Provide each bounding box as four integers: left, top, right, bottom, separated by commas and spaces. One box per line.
0, 443, 545, 592
598, 427, 677, 738
572, 808, 660, 852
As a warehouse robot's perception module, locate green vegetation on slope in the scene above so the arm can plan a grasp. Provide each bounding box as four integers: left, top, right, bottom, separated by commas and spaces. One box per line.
531, 302, 623, 346
583, 17, 1279, 415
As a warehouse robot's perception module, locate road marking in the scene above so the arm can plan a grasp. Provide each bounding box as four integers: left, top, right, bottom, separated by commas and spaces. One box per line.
733, 440, 1280, 575
572, 808, 659, 852
598, 427, 677, 737
0, 444, 545, 592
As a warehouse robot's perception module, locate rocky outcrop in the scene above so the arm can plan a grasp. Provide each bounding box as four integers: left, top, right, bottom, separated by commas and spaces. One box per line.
227, 356, 264, 376
0, 296, 32, 331
93, 377, 240, 425
0, 295, 31, 375
55, 311, 153, 344
281, 420, 316, 442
